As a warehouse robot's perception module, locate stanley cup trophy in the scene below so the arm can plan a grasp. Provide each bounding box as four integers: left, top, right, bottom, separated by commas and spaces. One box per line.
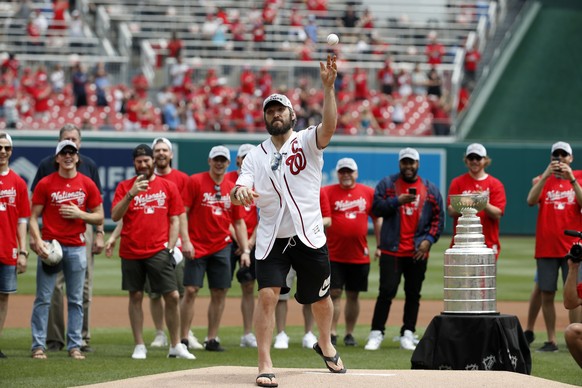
444, 193, 497, 314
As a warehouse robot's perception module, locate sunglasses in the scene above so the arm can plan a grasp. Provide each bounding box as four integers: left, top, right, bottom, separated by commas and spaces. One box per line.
271, 152, 282, 171
552, 150, 569, 158
0, 145, 12, 152
214, 184, 221, 200
59, 149, 78, 156
466, 154, 483, 161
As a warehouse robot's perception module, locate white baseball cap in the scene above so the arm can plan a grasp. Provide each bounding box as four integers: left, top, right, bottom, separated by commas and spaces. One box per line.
237, 143, 254, 158
43, 239, 63, 266
399, 147, 420, 161
551, 141, 572, 156
208, 145, 231, 161
336, 157, 358, 172
263, 94, 293, 111
152, 137, 173, 151
0, 132, 13, 146
466, 143, 487, 157
55, 140, 78, 155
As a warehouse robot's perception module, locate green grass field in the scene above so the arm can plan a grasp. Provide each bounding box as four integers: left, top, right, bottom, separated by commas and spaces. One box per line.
2, 235, 581, 387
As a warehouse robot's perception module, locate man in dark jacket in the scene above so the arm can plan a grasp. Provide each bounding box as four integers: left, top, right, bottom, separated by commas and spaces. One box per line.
364, 147, 444, 351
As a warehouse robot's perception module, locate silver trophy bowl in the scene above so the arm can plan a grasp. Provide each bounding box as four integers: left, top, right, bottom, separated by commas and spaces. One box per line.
449, 193, 489, 214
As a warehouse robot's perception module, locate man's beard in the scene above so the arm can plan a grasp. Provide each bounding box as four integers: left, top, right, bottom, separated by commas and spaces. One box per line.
135, 165, 154, 179
266, 118, 293, 136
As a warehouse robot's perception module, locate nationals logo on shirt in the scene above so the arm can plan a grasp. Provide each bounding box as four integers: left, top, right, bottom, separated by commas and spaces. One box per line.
0, 188, 17, 209
50, 189, 86, 207
334, 197, 368, 219
131, 190, 167, 213
285, 138, 306, 175
545, 189, 576, 210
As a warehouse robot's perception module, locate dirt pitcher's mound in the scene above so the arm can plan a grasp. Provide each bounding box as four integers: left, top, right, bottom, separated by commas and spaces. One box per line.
75, 366, 577, 388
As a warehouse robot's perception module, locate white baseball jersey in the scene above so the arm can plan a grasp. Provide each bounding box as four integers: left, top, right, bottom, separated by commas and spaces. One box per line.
236, 126, 326, 260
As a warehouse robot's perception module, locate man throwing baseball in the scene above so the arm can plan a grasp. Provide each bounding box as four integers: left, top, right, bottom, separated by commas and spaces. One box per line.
231, 54, 344, 388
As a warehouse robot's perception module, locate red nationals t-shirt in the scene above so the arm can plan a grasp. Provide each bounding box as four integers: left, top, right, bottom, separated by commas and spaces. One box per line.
447, 173, 506, 258
394, 178, 424, 256
534, 172, 582, 259
323, 183, 375, 264
0, 170, 30, 265
184, 172, 244, 258
32, 172, 102, 246
112, 176, 184, 259
225, 170, 258, 238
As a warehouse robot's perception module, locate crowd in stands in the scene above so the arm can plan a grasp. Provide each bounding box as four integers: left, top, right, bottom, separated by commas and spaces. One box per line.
0, 0, 486, 136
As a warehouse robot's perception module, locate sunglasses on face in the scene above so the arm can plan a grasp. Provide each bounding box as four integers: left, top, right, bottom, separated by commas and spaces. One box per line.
466, 154, 483, 161
552, 150, 569, 158
0, 145, 12, 152
271, 152, 282, 171
214, 184, 221, 200
59, 149, 78, 156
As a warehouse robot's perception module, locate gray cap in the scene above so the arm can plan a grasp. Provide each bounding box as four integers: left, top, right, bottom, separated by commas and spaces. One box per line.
399, 147, 420, 161
551, 141, 572, 156
55, 140, 78, 155
209, 145, 231, 161
336, 157, 358, 172
262, 94, 293, 111
466, 143, 487, 157
152, 137, 173, 151
237, 143, 254, 158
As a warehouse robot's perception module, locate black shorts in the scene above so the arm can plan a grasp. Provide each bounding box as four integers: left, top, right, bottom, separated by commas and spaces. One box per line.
330, 261, 370, 292
184, 246, 232, 289
255, 236, 330, 304
145, 259, 185, 299
536, 257, 568, 292
121, 249, 177, 294
230, 241, 256, 284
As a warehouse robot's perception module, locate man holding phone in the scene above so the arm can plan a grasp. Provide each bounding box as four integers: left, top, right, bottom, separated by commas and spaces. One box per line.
111, 144, 195, 360
525, 141, 582, 353
447, 143, 506, 259
365, 148, 444, 351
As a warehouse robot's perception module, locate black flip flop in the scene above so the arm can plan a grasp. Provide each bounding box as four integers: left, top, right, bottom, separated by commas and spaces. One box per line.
313, 343, 347, 373
256, 373, 278, 387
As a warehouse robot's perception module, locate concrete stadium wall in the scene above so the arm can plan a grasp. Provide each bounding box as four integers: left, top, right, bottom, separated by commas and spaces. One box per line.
8, 131, 582, 235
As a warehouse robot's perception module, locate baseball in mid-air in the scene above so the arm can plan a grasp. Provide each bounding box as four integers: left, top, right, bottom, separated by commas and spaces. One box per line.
326, 33, 339, 46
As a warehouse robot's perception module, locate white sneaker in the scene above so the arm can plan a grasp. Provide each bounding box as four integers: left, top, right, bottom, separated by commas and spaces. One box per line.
400, 330, 417, 351
168, 343, 196, 359
150, 331, 168, 347
364, 330, 384, 350
188, 330, 204, 350
393, 332, 420, 345
302, 331, 317, 348
273, 331, 289, 349
131, 344, 147, 359
240, 332, 258, 348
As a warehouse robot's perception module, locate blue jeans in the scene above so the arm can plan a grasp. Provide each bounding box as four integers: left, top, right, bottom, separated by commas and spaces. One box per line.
31, 245, 87, 351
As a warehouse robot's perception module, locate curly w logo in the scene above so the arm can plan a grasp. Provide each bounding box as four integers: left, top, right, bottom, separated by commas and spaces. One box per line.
285, 139, 306, 175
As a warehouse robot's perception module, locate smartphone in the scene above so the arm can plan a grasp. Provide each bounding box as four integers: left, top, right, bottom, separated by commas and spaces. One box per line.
552, 156, 561, 177
408, 187, 417, 195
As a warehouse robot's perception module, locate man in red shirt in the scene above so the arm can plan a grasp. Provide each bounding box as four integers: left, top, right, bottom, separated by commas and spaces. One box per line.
29, 140, 103, 360
225, 143, 259, 347
323, 158, 381, 347
111, 144, 194, 360
365, 148, 444, 352
105, 138, 202, 350
425, 32, 445, 65
0, 133, 30, 358
447, 143, 506, 259
180, 145, 250, 352
525, 141, 582, 353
